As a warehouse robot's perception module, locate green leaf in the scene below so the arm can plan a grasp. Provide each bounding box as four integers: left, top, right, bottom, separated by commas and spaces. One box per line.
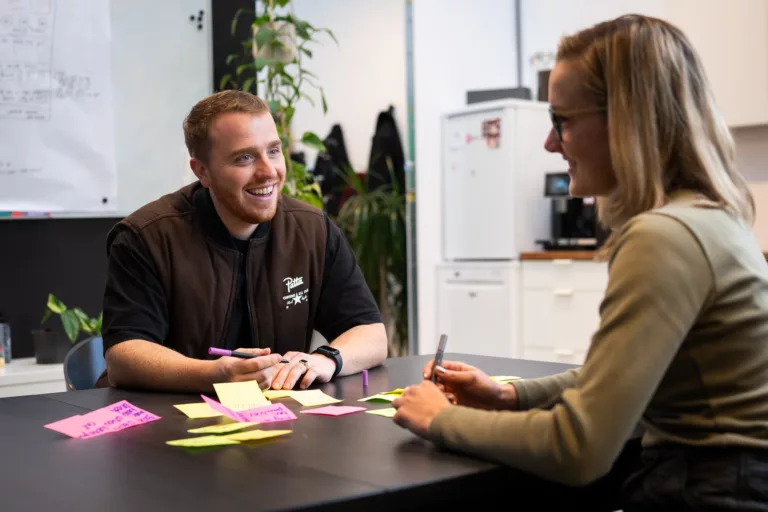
94, 313, 103, 336
231, 7, 254, 35
60, 309, 80, 344
225, 54, 238, 66
254, 27, 274, 50
241, 77, 254, 93
236, 63, 253, 77
47, 294, 66, 314
301, 132, 326, 152
254, 57, 270, 71
301, 69, 318, 79
320, 88, 328, 115
41, 309, 51, 325
300, 93, 316, 107
274, 0, 291, 7
283, 105, 295, 125
294, 21, 312, 41
219, 73, 232, 91
73, 308, 90, 331
322, 28, 339, 45
300, 47, 312, 58
268, 100, 281, 114
252, 14, 270, 28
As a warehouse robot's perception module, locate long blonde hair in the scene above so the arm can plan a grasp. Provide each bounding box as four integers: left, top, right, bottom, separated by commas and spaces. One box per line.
556, 14, 754, 256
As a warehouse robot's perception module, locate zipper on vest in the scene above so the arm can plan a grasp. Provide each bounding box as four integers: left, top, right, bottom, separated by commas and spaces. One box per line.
244, 248, 259, 348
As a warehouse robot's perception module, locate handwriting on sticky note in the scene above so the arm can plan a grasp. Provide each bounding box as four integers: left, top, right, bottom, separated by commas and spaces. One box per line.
264, 389, 294, 400
490, 375, 521, 383
213, 381, 270, 411
224, 429, 292, 442
365, 408, 397, 418
44, 401, 160, 439
358, 393, 397, 403
187, 422, 257, 434
166, 435, 241, 448
201, 395, 298, 424
289, 389, 341, 407
300, 405, 366, 417
174, 403, 222, 419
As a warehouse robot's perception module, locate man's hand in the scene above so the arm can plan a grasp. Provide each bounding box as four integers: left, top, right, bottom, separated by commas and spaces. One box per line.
213, 348, 284, 389
270, 351, 336, 390
391, 381, 452, 439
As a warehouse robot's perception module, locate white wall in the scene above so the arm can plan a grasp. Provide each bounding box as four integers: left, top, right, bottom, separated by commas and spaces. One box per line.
412, 0, 518, 355
291, 0, 408, 172
737, 126, 768, 250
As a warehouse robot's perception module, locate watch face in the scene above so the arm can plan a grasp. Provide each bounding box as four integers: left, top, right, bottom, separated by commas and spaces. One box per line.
320, 346, 340, 356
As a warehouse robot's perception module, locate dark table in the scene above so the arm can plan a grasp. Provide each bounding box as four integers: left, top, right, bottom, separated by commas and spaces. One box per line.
0, 354, 632, 511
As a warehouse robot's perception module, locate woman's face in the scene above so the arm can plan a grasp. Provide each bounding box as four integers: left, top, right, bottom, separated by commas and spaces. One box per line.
544, 59, 616, 198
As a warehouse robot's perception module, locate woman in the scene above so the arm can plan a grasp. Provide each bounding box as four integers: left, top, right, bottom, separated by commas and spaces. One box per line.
392, 14, 768, 510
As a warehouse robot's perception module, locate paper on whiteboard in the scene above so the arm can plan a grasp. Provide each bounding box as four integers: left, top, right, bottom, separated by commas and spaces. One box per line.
0, 0, 116, 212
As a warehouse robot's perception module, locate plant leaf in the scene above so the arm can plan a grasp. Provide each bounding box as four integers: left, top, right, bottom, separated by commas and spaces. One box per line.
41, 309, 51, 325
236, 63, 253, 77
320, 88, 328, 115
268, 100, 281, 114
321, 28, 339, 45
254, 27, 274, 50
47, 294, 66, 314
254, 57, 270, 71
231, 7, 254, 35
300, 47, 312, 58
219, 73, 232, 91
60, 310, 80, 344
225, 54, 238, 66
301, 132, 325, 152
241, 77, 254, 93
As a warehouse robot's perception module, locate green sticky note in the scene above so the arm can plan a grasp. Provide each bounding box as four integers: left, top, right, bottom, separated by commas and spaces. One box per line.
365, 408, 397, 418
187, 422, 257, 435
358, 394, 397, 403
166, 435, 241, 448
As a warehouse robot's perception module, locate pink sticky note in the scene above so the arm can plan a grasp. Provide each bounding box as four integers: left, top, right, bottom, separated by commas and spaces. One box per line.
300, 405, 366, 417
200, 394, 241, 421
44, 401, 161, 439
236, 403, 298, 424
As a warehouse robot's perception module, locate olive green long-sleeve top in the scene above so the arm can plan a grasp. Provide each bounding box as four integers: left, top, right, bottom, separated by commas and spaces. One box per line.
430, 192, 768, 486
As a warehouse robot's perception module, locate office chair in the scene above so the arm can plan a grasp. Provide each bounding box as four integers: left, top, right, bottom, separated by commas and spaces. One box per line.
63, 336, 106, 391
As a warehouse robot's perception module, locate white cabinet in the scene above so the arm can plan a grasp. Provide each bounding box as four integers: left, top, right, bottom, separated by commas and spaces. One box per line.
436, 263, 519, 358
520, 260, 608, 364
662, 0, 768, 127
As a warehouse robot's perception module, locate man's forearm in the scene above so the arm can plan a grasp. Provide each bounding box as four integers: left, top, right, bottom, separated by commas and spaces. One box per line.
105, 340, 218, 393
328, 323, 388, 377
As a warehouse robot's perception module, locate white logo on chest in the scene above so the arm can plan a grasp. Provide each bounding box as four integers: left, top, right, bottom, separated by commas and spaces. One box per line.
283, 276, 304, 292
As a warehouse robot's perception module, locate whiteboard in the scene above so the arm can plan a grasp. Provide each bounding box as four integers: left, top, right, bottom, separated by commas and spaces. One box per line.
0, 0, 212, 218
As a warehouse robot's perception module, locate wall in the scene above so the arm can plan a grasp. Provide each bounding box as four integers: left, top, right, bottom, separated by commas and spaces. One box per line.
412, 0, 518, 355
291, 0, 408, 172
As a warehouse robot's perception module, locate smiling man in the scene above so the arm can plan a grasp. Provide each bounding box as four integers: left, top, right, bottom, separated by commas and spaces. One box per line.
100, 90, 388, 393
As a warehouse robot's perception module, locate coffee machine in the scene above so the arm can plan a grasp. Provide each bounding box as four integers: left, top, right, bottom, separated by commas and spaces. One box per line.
536, 172, 608, 250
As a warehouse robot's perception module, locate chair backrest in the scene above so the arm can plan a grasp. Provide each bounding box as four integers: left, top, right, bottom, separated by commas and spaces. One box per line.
63, 336, 106, 391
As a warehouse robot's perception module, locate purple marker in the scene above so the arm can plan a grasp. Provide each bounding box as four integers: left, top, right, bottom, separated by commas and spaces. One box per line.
362, 369, 369, 387
208, 347, 258, 359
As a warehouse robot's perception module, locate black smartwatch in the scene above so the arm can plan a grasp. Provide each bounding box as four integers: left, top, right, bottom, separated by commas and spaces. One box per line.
312, 345, 342, 380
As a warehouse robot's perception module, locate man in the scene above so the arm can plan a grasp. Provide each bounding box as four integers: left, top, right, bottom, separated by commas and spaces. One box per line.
100, 90, 388, 392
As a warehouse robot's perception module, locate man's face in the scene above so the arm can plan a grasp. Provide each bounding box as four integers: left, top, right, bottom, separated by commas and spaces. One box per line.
192, 111, 286, 227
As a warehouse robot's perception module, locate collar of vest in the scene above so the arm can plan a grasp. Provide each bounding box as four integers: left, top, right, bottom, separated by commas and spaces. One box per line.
191, 183, 271, 249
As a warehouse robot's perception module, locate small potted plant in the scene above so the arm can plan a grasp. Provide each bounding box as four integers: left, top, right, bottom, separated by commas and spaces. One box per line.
31, 294, 102, 364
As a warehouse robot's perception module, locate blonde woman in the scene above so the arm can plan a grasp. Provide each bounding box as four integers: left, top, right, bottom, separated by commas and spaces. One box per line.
393, 14, 768, 510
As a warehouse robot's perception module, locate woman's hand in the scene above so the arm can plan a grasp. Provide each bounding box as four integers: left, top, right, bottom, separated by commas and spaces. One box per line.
422, 359, 518, 411
391, 380, 452, 438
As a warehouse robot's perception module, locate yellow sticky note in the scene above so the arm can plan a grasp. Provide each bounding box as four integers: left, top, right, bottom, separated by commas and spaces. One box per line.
366, 408, 397, 418
213, 381, 270, 411
264, 389, 295, 400
166, 435, 240, 447
174, 403, 223, 419
382, 388, 405, 395
358, 394, 397, 403
289, 389, 342, 407
187, 422, 257, 435
224, 429, 292, 442
490, 376, 522, 383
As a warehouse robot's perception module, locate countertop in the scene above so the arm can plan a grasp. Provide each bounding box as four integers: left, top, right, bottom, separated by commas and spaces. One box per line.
521, 251, 768, 262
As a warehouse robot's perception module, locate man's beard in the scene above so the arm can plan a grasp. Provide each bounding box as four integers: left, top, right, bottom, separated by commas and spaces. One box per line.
213, 184, 281, 225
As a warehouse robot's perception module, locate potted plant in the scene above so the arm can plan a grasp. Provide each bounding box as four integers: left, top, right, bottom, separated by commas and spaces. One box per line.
221, 0, 337, 208
32, 294, 102, 364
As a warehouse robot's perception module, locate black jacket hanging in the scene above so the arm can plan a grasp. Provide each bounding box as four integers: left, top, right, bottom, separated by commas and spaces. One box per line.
366, 106, 405, 194
313, 123, 351, 216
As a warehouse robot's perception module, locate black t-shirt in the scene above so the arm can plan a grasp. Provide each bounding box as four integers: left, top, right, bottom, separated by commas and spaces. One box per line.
102, 191, 382, 353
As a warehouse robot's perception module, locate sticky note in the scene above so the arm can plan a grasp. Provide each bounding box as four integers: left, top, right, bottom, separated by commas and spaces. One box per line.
365, 408, 397, 418
289, 389, 342, 407
300, 405, 366, 417
44, 401, 161, 439
490, 376, 522, 383
166, 435, 240, 448
264, 389, 295, 400
213, 381, 270, 410
174, 403, 222, 419
201, 395, 298, 424
187, 422, 257, 434
358, 394, 397, 403
382, 388, 405, 395
224, 429, 292, 442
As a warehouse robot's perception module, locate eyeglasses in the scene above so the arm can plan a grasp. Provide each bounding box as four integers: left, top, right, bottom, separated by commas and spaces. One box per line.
549, 106, 607, 142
